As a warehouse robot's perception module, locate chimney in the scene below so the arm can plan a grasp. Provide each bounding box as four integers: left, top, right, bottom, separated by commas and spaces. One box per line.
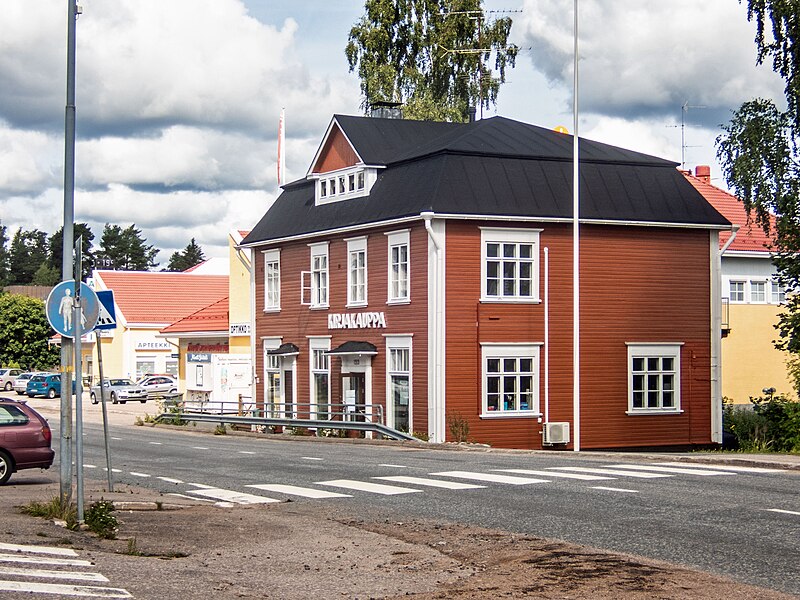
695, 165, 711, 184
369, 101, 403, 119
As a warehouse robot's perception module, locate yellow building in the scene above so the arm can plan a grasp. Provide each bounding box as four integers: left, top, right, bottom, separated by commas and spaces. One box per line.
685, 167, 793, 404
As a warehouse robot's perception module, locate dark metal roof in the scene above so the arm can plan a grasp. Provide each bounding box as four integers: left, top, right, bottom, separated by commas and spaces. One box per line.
267, 343, 300, 356
243, 115, 729, 246
327, 341, 378, 355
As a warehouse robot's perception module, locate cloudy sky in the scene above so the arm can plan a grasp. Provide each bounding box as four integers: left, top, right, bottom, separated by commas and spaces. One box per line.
0, 0, 784, 263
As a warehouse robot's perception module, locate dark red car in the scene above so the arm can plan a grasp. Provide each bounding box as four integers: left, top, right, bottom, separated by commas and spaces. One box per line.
0, 397, 55, 484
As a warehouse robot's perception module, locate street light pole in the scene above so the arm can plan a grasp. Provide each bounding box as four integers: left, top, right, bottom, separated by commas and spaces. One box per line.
60, 0, 78, 504
572, 0, 581, 452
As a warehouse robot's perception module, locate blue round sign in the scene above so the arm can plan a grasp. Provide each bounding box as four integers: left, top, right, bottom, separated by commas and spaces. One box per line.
45, 281, 100, 338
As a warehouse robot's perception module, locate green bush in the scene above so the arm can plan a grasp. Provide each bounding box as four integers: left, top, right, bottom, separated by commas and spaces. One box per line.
724, 395, 800, 453
84, 499, 118, 539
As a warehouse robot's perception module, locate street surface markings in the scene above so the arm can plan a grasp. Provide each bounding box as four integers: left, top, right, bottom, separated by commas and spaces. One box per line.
192, 446, 209, 450
378, 464, 408, 468
655, 462, 786, 474
101, 468, 122, 473
591, 486, 639, 493
248, 484, 352, 498
84, 464, 97, 469
609, 464, 736, 476
318, 479, 422, 495
157, 476, 184, 484
128, 472, 150, 478
185, 487, 281, 504
238, 451, 256, 455
0, 566, 108, 583
767, 508, 800, 516
375, 476, 485, 490
497, 469, 614, 481
186, 483, 214, 489
111, 437, 122, 441
167, 493, 215, 503
0, 543, 130, 598
0, 543, 77, 556
549, 467, 671, 479
430, 471, 550, 485
148, 442, 162, 445
301, 456, 323, 461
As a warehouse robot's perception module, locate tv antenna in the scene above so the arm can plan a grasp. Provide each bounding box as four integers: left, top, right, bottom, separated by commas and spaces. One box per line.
679, 100, 706, 169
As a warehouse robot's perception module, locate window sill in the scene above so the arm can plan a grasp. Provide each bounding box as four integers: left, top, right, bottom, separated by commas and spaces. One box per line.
480, 298, 541, 305
263, 307, 281, 314
387, 298, 411, 306
480, 411, 542, 419
309, 304, 330, 310
346, 302, 368, 309
626, 409, 684, 416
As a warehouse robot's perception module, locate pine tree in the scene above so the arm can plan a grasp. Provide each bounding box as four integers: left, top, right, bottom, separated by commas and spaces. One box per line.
7, 229, 48, 285
166, 238, 206, 272
95, 224, 159, 271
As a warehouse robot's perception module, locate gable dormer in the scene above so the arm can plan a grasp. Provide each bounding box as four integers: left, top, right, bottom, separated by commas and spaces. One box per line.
307, 117, 379, 206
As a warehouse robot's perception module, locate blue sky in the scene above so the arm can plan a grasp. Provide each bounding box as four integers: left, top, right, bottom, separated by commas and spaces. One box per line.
0, 1, 784, 261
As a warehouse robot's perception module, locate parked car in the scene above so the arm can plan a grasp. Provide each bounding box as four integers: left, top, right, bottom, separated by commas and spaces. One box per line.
0, 397, 55, 484
12, 372, 39, 395
26, 374, 68, 399
136, 375, 178, 398
0, 368, 22, 392
90, 378, 148, 404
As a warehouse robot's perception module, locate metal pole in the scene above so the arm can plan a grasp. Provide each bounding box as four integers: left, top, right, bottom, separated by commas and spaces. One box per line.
60, 0, 78, 505
572, 0, 581, 452
74, 241, 84, 522
96, 334, 114, 491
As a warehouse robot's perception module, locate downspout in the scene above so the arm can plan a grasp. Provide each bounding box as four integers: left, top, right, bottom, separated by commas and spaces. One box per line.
720, 225, 740, 255
544, 247, 550, 425
421, 211, 445, 443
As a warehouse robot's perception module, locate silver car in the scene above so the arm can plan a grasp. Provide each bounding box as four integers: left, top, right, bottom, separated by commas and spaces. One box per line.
90, 378, 148, 404
0, 368, 22, 392
13, 372, 42, 395
136, 375, 178, 398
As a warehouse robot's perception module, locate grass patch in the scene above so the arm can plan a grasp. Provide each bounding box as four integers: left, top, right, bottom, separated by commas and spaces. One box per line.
19, 496, 78, 530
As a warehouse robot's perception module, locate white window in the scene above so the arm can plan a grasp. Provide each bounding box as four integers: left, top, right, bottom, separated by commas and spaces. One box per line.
329, 178, 336, 195
772, 280, 786, 304
481, 344, 540, 417
348, 173, 355, 192
481, 228, 540, 302
309, 338, 330, 420
315, 167, 375, 205
627, 343, 682, 413
729, 281, 745, 303
263, 340, 282, 418
309, 242, 329, 308
263, 249, 280, 311
320, 180, 327, 198
750, 280, 767, 303
386, 230, 410, 303
347, 237, 367, 307
386, 337, 412, 431
357, 171, 365, 190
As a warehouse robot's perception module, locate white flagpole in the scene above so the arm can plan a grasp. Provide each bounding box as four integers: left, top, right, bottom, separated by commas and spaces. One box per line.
277, 108, 286, 186
572, 0, 581, 452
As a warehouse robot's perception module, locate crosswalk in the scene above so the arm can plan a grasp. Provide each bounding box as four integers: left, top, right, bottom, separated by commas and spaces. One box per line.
0, 542, 131, 598
161, 461, 787, 507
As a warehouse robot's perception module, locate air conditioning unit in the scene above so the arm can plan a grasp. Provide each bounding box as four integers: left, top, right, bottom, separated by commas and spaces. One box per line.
542, 422, 570, 445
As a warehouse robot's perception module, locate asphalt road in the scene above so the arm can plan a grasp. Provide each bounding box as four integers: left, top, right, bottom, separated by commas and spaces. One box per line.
44, 411, 799, 598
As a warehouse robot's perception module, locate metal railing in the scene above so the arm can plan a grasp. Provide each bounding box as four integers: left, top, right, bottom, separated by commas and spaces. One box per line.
155, 395, 418, 442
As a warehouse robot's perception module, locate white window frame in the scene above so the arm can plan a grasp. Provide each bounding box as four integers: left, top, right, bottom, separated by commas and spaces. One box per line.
385, 335, 412, 431
771, 279, 786, 304
729, 280, 745, 303
309, 337, 331, 420
309, 242, 329, 309
750, 280, 767, 303
346, 236, 368, 307
480, 343, 541, 418
626, 343, 683, 414
314, 166, 378, 205
480, 228, 541, 303
386, 230, 410, 304
263, 249, 280, 312
262, 338, 282, 418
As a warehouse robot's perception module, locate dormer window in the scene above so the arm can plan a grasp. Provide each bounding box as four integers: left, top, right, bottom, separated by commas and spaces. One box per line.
314, 166, 377, 205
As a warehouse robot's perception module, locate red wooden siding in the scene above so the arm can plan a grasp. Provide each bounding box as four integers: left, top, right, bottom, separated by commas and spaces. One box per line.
444, 220, 714, 450
312, 125, 359, 174
253, 224, 429, 432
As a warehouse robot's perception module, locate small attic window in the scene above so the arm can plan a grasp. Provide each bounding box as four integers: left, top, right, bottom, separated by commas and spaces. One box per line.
314, 166, 376, 206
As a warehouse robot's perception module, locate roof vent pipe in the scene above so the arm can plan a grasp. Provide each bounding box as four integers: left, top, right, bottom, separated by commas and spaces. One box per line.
695, 165, 711, 184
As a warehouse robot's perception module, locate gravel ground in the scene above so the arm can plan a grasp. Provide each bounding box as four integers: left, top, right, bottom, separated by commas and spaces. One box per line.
2, 471, 797, 600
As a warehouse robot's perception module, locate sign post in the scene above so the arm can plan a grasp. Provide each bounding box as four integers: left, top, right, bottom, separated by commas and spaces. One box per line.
94, 290, 117, 492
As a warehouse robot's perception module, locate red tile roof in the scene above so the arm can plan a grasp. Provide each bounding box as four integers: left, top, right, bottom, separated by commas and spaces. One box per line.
94, 271, 228, 325
160, 296, 229, 334
683, 171, 775, 253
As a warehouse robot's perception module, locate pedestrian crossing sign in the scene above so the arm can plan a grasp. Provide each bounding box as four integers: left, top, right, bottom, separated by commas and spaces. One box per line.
95, 290, 117, 330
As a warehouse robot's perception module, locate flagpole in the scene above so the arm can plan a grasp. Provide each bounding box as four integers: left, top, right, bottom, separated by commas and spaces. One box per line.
277, 108, 285, 186
572, 0, 581, 452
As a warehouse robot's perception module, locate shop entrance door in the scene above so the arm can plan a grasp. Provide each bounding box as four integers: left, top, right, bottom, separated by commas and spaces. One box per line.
283, 369, 293, 418
342, 373, 366, 421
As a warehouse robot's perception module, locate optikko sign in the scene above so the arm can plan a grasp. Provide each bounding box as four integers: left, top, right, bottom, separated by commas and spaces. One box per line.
327, 311, 387, 330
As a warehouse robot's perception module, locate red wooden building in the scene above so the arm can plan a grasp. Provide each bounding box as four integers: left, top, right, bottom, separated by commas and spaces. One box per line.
241, 114, 730, 450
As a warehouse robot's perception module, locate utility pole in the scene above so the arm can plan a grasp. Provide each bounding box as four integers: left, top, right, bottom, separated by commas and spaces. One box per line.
60, 0, 79, 505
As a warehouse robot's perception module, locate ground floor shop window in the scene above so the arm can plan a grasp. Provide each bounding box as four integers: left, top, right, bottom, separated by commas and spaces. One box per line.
627, 343, 682, 413
481, 344, 540, 417
311, 346, 330, 419
136, 360, 155, 380
264, 352, 281, 418
388, 347, 410, 431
